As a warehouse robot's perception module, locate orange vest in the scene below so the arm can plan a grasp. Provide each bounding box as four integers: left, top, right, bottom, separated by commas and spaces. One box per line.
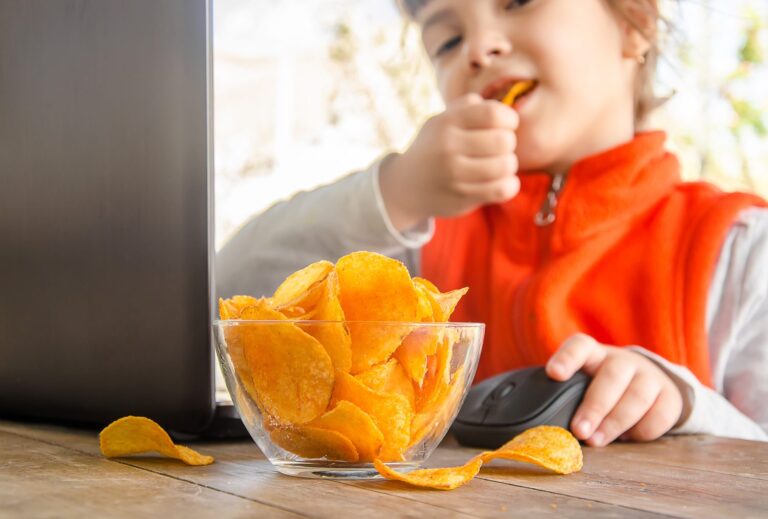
422, 132, 766, 387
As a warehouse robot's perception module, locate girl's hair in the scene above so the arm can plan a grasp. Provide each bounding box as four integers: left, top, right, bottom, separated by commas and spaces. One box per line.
397, 0, 665, 126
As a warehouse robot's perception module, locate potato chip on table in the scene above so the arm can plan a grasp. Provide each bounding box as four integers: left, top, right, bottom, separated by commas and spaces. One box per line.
375, 425, 583, 490
99, 416, 213, 466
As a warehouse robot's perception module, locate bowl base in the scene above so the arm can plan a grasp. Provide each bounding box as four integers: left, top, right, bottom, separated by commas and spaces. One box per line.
273, 460, 419, 479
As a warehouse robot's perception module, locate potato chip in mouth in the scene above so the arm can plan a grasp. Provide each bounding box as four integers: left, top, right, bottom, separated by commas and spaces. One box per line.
501, 79, 537, 106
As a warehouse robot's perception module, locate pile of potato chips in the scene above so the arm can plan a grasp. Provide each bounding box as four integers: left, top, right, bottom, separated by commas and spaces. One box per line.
218, 251, 471, 464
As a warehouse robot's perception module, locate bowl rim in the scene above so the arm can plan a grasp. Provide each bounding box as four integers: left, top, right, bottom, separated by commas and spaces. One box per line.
213, 319, 485, 328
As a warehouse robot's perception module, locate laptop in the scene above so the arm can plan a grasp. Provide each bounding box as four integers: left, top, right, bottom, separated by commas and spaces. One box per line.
0, 0, 245, 437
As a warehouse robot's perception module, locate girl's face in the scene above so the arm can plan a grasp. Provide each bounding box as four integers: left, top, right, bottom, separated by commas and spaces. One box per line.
415, 0, 646, 173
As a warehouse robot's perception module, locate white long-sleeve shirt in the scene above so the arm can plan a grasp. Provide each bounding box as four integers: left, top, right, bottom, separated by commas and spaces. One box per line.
216, 162, 768, 442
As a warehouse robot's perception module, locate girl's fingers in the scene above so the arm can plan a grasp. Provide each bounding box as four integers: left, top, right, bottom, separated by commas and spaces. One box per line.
455, 128, 517, 157
546, 333, 605, 381
625, 385, 683, 442
570, 355, 636, 440
586, 373, 661, 446
453, 174, 520, 204
453, 154, 518, 183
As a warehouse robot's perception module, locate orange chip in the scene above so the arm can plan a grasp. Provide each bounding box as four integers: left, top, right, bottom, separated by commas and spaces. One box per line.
375, 425, 582, 490
336, 252, 420, 373
270, 425, 359, 462
479, 425, 583, 475
414, 284, 435, 322
300, 271, 352, 373
433, 288, 468, 321
374, 456, 483, 490
310, 400, 384, 462
412, 279, 467, 322
99, 416, 214, 466
331, 371, 413, 462
272, 260, 334, 315
218, 297, 272, 407
416, 334, 453, 413
394, 326, 440, 387
237, 302, 334, 425
409, 366, 466, 448
356, 359, 416, 410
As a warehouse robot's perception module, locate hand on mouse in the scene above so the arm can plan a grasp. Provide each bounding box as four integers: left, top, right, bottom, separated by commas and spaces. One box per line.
545, 333, 683, 447
378, 93, 520, 231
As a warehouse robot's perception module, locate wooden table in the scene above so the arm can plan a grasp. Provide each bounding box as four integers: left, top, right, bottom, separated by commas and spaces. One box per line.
1, 419, 767, 518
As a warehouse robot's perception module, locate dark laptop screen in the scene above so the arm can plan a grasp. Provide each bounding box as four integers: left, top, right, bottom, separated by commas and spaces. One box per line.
0, 0, 215, 432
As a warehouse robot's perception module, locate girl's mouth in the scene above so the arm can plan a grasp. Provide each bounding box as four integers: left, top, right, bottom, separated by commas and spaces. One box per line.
482, 78, 538, 106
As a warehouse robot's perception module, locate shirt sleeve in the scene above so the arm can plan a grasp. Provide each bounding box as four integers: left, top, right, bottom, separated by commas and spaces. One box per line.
633, 207, 768, 441
215, 157, 433, 299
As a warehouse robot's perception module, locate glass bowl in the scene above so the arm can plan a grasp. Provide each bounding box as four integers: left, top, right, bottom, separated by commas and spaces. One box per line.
213, 320, 483, 479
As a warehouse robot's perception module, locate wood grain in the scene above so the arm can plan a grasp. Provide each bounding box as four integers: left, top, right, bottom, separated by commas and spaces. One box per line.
1, 420, 767, 519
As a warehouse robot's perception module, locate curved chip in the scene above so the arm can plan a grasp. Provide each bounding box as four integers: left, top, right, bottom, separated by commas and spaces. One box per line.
272, 260, 334, 314
356, 359, 416, 410
413, 278, 467, 322
310, 400, 384, 462
270, 425, 359, 462
376, 425, 582, 490
238, 303, 335, 425
331, 371, 413, 462
479, 425, 583, 474
301, 271, 352, 373
394, 326, 440, 387
432, 287, 468, 322
99, 416, 214, 466
409, 366, 466, 448
416, 334, 453, 413
336, 252, 420, 373
374, 456, 482, 490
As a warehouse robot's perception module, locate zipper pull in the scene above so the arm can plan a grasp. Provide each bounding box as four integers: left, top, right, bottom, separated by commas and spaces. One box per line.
534, 173, 567, 226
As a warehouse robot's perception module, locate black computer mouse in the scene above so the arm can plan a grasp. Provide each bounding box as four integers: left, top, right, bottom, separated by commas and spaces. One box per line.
451, 366, 590, 449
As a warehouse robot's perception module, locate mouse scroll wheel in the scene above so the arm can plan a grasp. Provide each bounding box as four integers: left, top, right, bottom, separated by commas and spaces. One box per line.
487, 381, 516, 404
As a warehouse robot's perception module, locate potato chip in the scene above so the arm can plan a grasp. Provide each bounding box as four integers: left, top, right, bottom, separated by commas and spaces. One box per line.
270, 425, 359, 462
336, 252, 420, 373
414, 284, 435, 322
409, 366, 466, 448
412, 278, 467, 322
99, 416, 213, 466
331, 371, 413, 461
219, 298, 239, 320
394, 326, 440, 387
301, 271, 352, 373
374, 456, 483, 490
310, 400, 384, 462
433, 288, 468, 321
375, 425, 582, 490
356, 359, 415, 410
479, 425, 583, 475
237, 303, 335, 425
416, 334, 453, 413
272, 260, 334, 315
218, 298, 268, 407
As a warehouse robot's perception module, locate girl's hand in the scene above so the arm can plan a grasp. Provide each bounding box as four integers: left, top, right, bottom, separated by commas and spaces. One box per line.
379, 93, 520, 231
546, 334, 684, 447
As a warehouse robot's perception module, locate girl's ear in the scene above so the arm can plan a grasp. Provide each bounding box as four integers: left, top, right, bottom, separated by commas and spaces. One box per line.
615, 0, 657, 61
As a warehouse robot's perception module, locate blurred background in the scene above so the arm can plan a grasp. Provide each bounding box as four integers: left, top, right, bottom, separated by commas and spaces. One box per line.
213, 0, 768, 249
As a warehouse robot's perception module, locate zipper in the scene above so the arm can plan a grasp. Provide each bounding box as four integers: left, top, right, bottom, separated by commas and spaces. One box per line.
534, 172, 567, 226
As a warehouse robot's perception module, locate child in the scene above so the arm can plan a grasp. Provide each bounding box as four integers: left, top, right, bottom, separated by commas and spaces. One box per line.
217, 0, 768, 445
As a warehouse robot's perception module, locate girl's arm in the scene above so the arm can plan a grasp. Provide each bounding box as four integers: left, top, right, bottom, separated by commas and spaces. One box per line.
215, 158, 433, 299
639, 207, 768, 441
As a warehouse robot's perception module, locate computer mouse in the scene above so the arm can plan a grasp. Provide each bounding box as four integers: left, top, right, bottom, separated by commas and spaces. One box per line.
451, 366, 590, 449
